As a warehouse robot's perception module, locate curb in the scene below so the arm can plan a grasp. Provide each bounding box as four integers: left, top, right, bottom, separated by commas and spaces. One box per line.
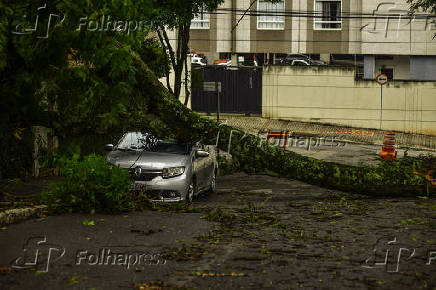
0, 205, 47, 226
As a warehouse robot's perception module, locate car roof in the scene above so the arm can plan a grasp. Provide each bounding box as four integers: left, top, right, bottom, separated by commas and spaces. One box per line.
286, 54, 309, 58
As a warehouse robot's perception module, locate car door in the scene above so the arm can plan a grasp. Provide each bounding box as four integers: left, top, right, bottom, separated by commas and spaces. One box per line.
202, 145, 216, 185
192, 143, 209, 191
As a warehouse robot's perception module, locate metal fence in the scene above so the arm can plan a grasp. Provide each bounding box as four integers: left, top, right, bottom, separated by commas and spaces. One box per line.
191, 66, 262, 115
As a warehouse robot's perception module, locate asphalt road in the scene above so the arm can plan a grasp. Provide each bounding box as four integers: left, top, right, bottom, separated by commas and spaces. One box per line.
1, 173, 436, 289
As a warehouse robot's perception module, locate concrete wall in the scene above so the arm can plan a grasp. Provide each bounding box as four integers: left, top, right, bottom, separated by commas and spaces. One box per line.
262, 65, 436, 135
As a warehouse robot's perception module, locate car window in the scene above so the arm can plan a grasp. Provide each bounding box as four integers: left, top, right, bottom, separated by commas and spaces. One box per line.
117, 132, 151, 150
293, 60, 308, 66
116, 132, 189, 154
286, 54, 309, 60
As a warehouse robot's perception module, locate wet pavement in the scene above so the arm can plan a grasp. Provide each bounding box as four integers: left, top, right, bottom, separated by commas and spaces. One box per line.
0, 173, 435, 289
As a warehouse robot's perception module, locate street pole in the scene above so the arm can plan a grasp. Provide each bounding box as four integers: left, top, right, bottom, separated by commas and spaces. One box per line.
380, 84, 383, 130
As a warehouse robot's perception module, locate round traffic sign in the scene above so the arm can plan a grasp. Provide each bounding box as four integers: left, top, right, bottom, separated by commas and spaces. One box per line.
376, 73, 389, 86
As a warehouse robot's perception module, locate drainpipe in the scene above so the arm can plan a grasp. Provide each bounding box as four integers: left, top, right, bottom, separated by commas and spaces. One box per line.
231, 0, 237, 64
298, 0, 301, 53
231, 0, 236, 54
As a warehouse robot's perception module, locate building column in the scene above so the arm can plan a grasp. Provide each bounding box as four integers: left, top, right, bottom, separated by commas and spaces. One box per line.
364, 55, 375, 79
231, 54, 238, 67
320, 54, 331, 64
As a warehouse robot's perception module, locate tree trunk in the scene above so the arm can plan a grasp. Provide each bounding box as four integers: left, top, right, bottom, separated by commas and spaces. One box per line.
184, 55, 191, 106
172, 20, 191, 100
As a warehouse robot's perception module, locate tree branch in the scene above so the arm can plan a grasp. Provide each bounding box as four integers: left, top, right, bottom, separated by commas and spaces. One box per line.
159, 26, 177, 69
156, 30, 174, 95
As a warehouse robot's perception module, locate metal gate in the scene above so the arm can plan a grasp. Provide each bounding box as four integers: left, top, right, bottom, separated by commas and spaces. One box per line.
191, 66, 262, 115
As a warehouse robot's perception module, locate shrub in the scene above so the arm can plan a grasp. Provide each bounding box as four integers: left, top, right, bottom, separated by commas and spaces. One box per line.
41, 154, 135, 213
217, 155, 240, 176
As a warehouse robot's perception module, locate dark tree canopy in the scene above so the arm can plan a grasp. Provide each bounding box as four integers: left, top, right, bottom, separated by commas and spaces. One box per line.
408, 0, 436, 13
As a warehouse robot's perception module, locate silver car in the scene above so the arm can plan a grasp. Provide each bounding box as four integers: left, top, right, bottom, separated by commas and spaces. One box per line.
105, 132, 217, 202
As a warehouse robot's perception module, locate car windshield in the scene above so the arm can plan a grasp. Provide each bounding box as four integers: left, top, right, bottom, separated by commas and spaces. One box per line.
116, 132, 190, 154
151, 140, 190, 154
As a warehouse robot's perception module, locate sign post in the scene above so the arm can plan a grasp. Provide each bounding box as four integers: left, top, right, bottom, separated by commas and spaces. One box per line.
375, 73, 388, 130
203, 81, 222, 122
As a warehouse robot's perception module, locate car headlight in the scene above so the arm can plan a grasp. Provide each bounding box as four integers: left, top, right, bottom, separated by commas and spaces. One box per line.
162, 167, 185, 178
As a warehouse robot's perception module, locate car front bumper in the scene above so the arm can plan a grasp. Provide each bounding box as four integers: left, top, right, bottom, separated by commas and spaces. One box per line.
130, 174, 190, 202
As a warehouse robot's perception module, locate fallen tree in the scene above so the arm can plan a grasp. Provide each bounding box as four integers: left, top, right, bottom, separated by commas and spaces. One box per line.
124, 45, 431, 197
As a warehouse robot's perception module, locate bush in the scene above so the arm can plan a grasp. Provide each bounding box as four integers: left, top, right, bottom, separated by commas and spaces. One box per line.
41, 154, 136, 213
217, 156, 240, 176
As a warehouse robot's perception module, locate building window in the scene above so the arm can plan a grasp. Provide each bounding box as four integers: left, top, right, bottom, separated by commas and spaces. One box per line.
257, 0, 285, 30
191, 6, 210, 29
381, 68, 394, 80
314, 0, 342, 30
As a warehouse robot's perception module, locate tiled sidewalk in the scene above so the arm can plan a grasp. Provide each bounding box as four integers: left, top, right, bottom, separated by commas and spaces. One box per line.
209, 115, 436, 150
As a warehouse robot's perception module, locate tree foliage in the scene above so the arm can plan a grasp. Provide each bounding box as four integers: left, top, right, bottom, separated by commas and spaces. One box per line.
408, 0, 436, 13
0, 0, 178, 175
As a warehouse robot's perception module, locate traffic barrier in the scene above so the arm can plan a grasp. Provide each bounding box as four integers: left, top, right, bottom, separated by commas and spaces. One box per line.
426, 169, 436, 189
267, 130, 290, 150
379, 131, 397, 161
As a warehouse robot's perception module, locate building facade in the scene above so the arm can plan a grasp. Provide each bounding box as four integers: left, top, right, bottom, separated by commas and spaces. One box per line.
184, 0, 436, 80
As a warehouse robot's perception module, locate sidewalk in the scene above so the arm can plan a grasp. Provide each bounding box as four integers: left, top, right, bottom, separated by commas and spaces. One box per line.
0, 177, 54, 225
208, 115, 436, 150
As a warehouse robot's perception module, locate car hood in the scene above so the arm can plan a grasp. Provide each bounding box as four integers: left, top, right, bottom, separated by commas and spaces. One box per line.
107, 150, 189, 170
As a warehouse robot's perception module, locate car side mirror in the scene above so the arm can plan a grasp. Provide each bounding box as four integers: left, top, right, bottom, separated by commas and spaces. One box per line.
196, 150, 210, 158
104, 144, 114, 151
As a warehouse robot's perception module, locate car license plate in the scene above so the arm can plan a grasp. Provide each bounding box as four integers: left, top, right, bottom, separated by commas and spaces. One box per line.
131, 183, 149, 191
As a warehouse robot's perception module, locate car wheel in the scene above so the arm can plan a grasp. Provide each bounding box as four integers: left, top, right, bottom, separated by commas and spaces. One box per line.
186, 180, 194, 204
